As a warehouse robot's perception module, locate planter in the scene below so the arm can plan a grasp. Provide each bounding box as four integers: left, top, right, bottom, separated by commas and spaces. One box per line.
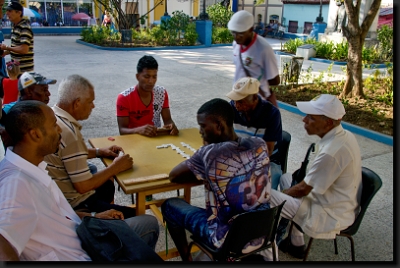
120, 29, 132, 43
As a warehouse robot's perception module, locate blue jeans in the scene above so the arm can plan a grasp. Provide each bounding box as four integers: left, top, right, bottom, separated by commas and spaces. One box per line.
271, 162, 282, 190
161, 198, 214, 249
124, 214, 160, 250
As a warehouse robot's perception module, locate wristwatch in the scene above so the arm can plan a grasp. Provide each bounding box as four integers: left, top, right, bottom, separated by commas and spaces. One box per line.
91, 212, 96, 217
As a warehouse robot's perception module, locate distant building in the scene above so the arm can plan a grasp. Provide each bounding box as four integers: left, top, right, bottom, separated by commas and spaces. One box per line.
378, 7, 393, 28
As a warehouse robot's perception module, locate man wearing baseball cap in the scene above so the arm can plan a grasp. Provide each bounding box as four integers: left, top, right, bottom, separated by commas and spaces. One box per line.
1, 1, 34, 72
226, 77, 282, 191
269, 94, 362, 259
0, 72, 56, 149
228, 10, 280, 107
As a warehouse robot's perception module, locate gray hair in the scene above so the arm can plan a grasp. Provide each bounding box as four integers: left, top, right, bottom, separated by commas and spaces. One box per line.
57, 74, 94, 105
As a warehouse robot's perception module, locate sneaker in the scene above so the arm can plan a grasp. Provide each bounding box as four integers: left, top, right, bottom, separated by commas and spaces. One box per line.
278, 237, 306, 259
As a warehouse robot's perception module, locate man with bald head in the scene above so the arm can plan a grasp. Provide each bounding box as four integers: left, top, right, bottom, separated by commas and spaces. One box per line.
0, 100, 160, 261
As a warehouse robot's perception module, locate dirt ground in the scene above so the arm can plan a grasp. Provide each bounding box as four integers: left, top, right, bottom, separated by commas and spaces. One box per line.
273, 82, 393, 137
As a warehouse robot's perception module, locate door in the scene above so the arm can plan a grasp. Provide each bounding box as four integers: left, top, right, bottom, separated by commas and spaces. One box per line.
288, 20, 298, 33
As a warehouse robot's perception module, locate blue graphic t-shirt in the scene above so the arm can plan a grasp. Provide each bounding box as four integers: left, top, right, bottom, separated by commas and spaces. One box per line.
187, 137, 271, 248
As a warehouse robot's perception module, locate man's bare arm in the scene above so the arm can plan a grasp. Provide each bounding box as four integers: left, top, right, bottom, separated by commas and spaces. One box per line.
117, 116, 157, 136
0, 235, 19, 261
169, 161, 197, 183
283, 180, 313, 198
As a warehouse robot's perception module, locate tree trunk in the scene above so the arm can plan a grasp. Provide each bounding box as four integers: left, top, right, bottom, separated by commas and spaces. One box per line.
341, 36, 364, 98
340, 0, 382, 98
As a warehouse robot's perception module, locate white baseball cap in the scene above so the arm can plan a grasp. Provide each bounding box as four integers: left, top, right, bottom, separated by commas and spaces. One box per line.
296, 94, 346, 120
228, 10, 254, 32
226, 77, 259, 101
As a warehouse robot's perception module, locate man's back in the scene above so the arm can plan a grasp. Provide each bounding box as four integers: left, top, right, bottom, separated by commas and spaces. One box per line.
187, 136, 271, 247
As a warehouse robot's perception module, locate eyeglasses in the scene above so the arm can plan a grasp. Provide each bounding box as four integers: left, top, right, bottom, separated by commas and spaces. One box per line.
6, 60, 20, 67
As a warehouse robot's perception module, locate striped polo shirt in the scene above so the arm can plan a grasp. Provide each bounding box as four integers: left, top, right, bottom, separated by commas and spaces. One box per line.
44, 106, 95, 208
10, 18, 34, 72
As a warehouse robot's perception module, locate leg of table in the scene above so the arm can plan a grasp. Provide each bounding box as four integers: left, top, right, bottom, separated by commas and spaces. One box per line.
183, 185, 192, 203
136, 192, 146, 215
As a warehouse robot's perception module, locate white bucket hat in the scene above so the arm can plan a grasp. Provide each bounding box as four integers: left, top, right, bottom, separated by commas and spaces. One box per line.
226, 77, 260, 101
228, 10, 254, 32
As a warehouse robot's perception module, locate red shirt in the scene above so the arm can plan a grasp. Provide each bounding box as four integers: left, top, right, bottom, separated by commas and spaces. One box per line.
2, 78, 19, 105
116, 85, 169, 128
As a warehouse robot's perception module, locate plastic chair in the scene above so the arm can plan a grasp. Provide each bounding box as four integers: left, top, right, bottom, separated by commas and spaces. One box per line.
187, 201, 286, 262
273, 130, 291, 174
287, 167, 382, 261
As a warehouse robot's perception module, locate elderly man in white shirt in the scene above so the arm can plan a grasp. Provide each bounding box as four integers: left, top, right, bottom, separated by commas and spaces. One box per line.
269, 94, 362, 259
0, 100, 160, 261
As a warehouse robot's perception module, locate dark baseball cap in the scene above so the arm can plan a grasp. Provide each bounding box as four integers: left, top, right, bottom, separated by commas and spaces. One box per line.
6, 1, 23, 12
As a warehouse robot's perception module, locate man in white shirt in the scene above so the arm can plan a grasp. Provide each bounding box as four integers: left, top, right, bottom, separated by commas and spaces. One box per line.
228, 10, 280, 107
0, 100, 160, 261
270, 94, 362, 259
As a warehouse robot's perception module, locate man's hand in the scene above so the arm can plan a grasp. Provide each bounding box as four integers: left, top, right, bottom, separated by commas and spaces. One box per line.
111, 153, 133, 173
95, 209, 124, 220
163, 123, 179, 136
1, 50, 9, 58
137, 125, 157, 137
100, 145, 124, 158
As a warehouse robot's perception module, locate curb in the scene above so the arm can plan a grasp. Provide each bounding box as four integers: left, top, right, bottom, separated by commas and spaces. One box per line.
274, 51, 392, 69
277, 101, 393, 146
76, 39, 231, 50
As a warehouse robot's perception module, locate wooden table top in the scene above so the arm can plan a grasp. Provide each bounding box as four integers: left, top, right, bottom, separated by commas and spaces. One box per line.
88, 128, 203, 194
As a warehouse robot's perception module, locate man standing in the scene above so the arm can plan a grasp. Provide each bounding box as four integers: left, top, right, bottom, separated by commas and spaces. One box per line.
116, 55, 179, 137
44, 75, 137, 218
228, 10, 280, 107
271, 94, 362, 259
0, 101, 160, 261
1, 1, 34, 72
161, 98, 272, 261
226, 77, 282, 190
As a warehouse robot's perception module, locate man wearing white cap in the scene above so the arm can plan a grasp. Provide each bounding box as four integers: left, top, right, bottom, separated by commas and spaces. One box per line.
0, 72, 56, 149
269, 94, 362, 259
228, 10, 280, 107
226, 77, 283, 191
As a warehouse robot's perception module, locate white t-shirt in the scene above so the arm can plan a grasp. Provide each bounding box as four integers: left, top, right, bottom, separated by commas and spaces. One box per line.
0, 148, 90, 261
293, 125, 362, 239
233, 34, 279, 98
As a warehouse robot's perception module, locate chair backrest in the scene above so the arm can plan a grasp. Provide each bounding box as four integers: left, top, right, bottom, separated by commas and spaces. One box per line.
345, 167, 382, 235
218, 201, 286, 259
276, 130, 291, 173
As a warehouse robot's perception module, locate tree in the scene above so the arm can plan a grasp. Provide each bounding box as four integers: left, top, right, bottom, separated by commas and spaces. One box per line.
340, 0, 382, 98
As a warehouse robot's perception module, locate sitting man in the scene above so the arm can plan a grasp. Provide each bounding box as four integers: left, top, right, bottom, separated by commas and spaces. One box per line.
116, 55, 179, 137
44, 75, 136, 218
161, 98, 273, 261
253, 16, 265, 36
0, 100, 160, 261
0, 72, 56, 149
226, 77, 282, 190
271, 94, 362, 259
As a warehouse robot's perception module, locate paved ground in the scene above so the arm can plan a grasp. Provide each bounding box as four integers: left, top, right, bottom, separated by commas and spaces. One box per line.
6, 36, 392, 262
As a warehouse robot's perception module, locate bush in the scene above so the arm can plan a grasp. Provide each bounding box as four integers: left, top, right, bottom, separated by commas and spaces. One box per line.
212, 27, 233, 44
207, 3, 233, 27
81, 26, 120, 45
282, 38, 304, 54
184, 23, 199, 45
377, 25, 393, 62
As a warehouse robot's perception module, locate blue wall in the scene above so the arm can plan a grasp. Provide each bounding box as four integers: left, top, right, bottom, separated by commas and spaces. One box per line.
1, 27, 83, 35
283, 4, 328, 33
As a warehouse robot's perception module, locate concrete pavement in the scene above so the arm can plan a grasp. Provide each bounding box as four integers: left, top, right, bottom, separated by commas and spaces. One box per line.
7, 36, 392, 262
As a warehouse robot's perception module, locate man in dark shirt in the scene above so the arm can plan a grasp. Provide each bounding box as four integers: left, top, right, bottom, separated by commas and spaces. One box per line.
226, 77, 283, 190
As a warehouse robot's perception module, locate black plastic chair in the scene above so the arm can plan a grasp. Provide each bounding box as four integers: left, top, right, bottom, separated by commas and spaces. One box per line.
274, 130, 291, 174
187, 201, 286, 262
287, 166, 382, 261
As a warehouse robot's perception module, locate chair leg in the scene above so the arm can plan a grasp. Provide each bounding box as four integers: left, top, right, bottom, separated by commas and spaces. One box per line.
303, 238, 313, 261
334, 238, 338, 255
272, 242, 277, 261
347, 236, 355, 261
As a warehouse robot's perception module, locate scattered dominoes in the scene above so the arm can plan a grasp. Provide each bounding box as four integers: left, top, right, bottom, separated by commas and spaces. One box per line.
156, 142, 196, 159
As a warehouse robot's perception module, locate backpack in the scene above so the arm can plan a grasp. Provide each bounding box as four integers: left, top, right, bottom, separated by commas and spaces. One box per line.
76, 216, 163, 262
